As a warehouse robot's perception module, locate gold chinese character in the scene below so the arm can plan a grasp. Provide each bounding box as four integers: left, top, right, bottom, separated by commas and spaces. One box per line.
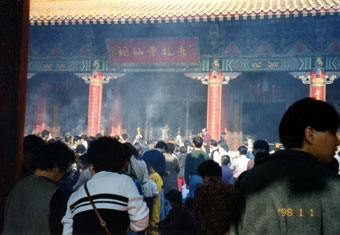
92, 60, 100, 70
148, 46, 157, 57
162, 48, 174, 56
177, 45, 187, 57
132, 48, 144, 56
118, 47, 129, 57
268, 61, 279, 68
250, 62, 262, 69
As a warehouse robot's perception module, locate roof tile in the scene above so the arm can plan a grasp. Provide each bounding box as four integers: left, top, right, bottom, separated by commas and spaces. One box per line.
30, 0, 340, 24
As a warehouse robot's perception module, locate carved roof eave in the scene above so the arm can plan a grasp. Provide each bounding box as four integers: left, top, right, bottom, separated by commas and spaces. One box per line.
30, 0, 340, 26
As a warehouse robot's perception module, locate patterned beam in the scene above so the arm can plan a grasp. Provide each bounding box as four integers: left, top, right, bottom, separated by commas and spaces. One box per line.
28, 56, 340, 73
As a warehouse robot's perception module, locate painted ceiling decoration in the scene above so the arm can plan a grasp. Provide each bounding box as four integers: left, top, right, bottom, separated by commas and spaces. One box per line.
30, 0, 340, 26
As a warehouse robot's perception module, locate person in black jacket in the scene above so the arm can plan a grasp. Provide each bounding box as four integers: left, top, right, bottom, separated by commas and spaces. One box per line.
231, 98, 340, 235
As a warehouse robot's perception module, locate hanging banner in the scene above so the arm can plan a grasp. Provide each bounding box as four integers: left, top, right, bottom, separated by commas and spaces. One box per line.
207, 71, 222, 141
106, 38, 199, 64
310, 69, 326, 101
88, 72, 103, 137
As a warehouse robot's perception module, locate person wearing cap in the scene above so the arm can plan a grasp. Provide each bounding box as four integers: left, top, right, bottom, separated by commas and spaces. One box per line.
149, 189, 198, 235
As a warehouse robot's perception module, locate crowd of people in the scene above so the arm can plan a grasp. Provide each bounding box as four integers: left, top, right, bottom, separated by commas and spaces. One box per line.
3, 97, 340, 235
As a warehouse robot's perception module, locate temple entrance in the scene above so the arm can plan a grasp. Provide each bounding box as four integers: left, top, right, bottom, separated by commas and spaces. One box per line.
25, 72, 208, 140
226, 71, 309, 148
242, 102, 286, 143
121, 72, 207, 140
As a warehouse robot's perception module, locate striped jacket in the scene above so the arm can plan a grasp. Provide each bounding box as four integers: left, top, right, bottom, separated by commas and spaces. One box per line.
62, 171, 149, 235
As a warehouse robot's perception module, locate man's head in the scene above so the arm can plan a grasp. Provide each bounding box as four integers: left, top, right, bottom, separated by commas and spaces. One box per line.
87, 137, 128, 173
73, 136, 81, 145
279, 98, 340, 163
75, 144, 86, 155
238, 146, 248, 156
209, 139, 218, 148
202, 128, 208, 136
253, 140, 270, 156
221, 155, 231, 166
34, 141, 75, 182
198, 160, 222, 182
41, 130, 50, 140
23, 135, 45, 172
167, 142, 175, 154
179, 146, 186, 154
165, 190, 182, 207
122, 133, 129, 141
253, 140, 270, 163
155, 140, 167, 153
193, 136, 203, 148
80, 134, 87, 140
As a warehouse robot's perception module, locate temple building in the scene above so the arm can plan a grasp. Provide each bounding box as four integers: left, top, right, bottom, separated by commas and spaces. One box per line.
0, 0, 340, 229
26, 0, 340, 149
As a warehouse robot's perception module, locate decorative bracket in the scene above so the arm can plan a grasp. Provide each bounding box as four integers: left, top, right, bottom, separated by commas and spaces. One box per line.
75, 73, 92, 84
185, 72, 241, 85
102, 73, 126, 84
27, 73, 36, 80
290, 72, 311, 84
75, 72, 126, 84
220, 72, 242, 85
185, 72, 209, 84
290, 71, 340, 85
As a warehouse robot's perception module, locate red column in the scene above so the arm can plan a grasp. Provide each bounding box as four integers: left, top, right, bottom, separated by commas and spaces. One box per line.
207, 71, 222, 141
88, 71, 103, 137
310, 69, 326, 101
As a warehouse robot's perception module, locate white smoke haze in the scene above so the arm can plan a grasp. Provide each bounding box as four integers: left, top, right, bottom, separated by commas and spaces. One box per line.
25, 17, 340, 148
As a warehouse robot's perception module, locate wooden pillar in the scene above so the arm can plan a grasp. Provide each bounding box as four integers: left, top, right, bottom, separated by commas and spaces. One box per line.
0, 0, 29, 230
88, 71, 103, 137
310, 69, 326, 101
207, 71, 223, 141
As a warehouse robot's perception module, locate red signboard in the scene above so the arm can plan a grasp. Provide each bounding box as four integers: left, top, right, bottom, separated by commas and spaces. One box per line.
207, 71, 222, 141
88, 72, 103, 137
107, 38, 199, 64
310, 69, 326, 101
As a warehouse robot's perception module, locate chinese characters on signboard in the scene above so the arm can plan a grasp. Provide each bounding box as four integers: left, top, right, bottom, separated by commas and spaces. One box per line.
107, 38, 199, 64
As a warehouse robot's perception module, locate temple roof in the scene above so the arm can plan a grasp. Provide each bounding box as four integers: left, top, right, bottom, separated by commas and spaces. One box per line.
30, 0, 340, 25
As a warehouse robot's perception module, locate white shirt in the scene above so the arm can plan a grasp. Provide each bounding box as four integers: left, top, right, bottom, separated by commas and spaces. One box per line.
62, 171, 149, 234
229, 155, 249, 178
210, 147, 222, 166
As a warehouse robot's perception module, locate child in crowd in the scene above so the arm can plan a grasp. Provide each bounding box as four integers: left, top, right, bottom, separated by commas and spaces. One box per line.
148, 165, 163, 235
